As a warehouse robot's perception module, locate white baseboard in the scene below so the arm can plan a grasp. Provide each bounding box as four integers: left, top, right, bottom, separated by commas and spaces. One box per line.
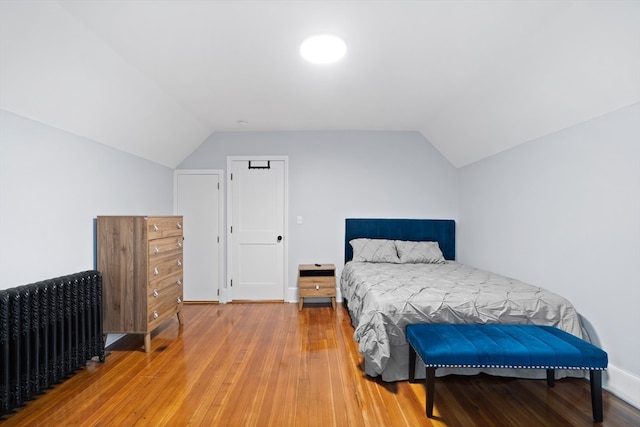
286, 286, 297, 303
604, 364, 640, 409
219, 287, 230, 303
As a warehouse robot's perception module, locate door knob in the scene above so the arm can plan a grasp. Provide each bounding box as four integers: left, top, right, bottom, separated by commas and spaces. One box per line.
277, 235, 283, 242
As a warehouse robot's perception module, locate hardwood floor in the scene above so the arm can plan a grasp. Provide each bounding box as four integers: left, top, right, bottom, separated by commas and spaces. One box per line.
2, 303, 639, 426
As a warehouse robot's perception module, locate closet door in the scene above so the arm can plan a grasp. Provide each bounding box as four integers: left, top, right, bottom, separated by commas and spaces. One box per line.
175, 170, 223, 301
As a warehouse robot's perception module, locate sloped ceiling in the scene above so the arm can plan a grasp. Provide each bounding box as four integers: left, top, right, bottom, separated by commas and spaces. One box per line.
1, 1, 638, 168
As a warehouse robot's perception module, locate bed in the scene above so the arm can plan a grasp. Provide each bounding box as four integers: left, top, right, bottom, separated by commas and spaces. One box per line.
341, 218, 585, 382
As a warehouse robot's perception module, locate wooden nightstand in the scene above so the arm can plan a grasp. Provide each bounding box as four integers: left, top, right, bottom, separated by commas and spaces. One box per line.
298, 264, 336, 311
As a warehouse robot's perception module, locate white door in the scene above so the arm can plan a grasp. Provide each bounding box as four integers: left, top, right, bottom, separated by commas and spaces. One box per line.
175, 170, 222, 301
228, 157, 287, 301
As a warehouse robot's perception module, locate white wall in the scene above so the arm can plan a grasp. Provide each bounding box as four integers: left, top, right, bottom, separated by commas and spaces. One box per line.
0, 110, 175, 289
178, 130, 460, 300
458, 103, 640, 407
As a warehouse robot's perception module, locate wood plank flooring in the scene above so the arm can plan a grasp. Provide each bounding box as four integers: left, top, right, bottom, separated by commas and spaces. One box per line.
2, 303, 639, 426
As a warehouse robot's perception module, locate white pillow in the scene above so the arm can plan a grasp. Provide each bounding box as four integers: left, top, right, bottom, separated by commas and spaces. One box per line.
350, 238, 400, 263
395, 240, 445, 264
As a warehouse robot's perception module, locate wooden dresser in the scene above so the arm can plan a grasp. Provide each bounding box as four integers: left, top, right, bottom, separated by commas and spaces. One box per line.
97, 216, 184, 352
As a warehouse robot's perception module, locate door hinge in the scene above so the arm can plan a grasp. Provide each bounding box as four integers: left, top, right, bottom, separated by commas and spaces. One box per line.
230, 279, 233, 287
230, 226, 233, 233
217, 236, 220, 243
217, 182, 220, 190
217, 289, 220, 296
230, 173, 233, 180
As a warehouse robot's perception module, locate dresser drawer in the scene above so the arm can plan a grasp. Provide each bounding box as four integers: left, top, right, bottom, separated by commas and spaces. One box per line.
147, 216, 183, 240
148, 286, 180, 307
148, 286, 182, 327
148, 283, 182, 309
149, 270, 183, 293
148, 254, 183, 285
149, 236, 183, 259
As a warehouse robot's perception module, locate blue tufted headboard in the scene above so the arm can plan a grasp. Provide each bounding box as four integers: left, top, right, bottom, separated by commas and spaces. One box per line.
344, 218, 456, 263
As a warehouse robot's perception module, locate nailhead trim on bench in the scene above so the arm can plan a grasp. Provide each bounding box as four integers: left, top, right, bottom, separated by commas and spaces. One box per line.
421, 363, 605, 370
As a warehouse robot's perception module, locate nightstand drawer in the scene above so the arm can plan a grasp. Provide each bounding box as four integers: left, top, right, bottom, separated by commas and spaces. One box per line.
298, 276, 335, 289
299, 287, 335, 298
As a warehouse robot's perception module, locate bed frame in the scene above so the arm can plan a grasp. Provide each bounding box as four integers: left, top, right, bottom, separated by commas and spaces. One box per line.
344, 218, 456, 263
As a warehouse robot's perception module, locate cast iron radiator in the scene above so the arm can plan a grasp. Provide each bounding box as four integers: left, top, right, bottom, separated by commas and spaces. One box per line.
0, 270, 105, 416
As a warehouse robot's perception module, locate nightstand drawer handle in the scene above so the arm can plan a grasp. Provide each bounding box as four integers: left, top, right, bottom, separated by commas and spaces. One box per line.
177, 222, 182, 229
153, 267, 159, 275
176, 279, 182, 286
153, 311, 159, 319
177, 260, 182, 267
153, 288, 158, 297
153, 224, 159, 231
153, 246, 159, 254
176, 297, 182, 304
177, 242, 183, 248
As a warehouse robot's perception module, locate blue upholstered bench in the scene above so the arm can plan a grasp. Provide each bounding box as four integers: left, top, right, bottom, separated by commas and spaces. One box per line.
406, 324, 608, 422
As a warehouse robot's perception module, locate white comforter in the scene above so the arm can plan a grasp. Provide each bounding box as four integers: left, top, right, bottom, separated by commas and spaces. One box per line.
341, 261, 584, 381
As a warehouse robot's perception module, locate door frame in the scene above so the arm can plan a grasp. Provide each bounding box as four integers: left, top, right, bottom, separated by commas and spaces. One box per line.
173, 169, 225, 302
226, 156, 289, 303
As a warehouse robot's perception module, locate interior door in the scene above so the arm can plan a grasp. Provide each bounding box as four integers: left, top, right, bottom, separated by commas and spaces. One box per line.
175, 170, 222, 301
228, 157, 287, 301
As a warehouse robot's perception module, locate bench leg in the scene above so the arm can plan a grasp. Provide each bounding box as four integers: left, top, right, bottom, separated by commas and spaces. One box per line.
409, 345, 417, 383
426, 367, 436, 418
590, 370, 603, 422
546, 369, 555, 387
408, 344, 436, 417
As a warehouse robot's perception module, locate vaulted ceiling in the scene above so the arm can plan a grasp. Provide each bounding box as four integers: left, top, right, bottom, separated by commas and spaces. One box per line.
1, 1, 638, 168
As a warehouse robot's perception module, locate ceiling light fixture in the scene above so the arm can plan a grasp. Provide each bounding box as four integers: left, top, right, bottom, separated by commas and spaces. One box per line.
300, 34, 347, 64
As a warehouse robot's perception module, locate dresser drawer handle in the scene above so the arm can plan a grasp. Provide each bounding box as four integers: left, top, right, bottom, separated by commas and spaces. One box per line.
153, 311, 159, 319
177, 260, 182, 267
177, 242, 183, 248
176, 297, 182, 304
153, 267, 159, 276
153, 224, 159, 231
176, 279, 182, 286
177, 222, 182, 229
153, 246, 159, 254
315, 284, 320, 290
153, 289, 158, 298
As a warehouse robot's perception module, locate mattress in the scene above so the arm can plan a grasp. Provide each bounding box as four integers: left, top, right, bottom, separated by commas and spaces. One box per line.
340, 261, 584, 382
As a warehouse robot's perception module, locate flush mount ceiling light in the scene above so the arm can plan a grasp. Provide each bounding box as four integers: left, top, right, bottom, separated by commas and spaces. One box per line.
300, 34, 347, 64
